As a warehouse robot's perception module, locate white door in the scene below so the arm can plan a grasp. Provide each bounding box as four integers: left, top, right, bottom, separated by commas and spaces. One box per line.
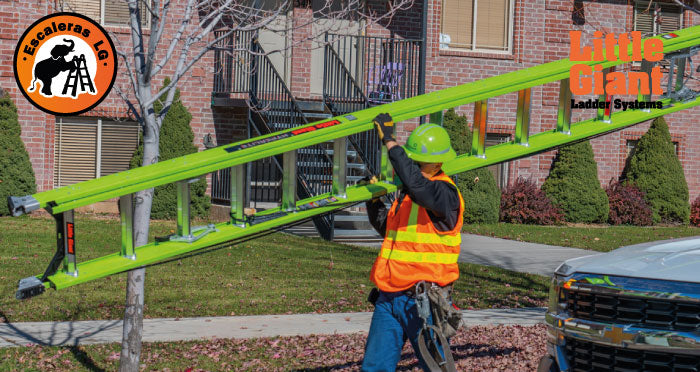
257, 6, 292, 86
309, 3, 363, 96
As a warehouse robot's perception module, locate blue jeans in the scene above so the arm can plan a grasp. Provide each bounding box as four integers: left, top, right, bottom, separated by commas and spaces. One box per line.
361, 290, 447, 372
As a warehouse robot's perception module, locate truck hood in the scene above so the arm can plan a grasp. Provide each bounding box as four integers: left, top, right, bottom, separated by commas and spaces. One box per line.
557, 236, 700, 283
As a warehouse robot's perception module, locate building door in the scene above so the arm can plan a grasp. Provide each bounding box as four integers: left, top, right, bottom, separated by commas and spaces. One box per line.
310, 0, 363, 96
485, 133, 510, 189
257, 2, 292, 87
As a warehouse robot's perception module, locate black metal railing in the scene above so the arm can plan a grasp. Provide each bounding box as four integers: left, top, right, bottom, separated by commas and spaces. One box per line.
213, 30, 254, 94
323, 43, 379, 177
324, 33, 422, 108
323, 33, 421, 178
211, 33, 334, 239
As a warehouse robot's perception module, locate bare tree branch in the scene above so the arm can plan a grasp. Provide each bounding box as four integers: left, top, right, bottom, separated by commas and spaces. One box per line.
151, 0, 195, 77
672, 0, 700, 15
144, 0, 169, 79
113, 85, 143, 123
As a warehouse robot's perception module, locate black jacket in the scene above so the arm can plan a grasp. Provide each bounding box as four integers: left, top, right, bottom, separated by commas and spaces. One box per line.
367, 146, 461, 237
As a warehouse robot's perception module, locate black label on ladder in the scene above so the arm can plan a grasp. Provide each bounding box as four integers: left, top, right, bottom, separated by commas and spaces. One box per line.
225, 119, 342, 153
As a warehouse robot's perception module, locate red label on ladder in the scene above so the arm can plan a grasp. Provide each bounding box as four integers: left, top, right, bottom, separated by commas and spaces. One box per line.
66, 222, 75, 255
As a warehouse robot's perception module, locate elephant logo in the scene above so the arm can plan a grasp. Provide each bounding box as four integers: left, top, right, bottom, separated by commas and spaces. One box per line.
14, 12, 116, 116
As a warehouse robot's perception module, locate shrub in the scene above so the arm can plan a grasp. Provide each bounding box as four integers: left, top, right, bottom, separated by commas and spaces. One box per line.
442, 108, 500, 224
624, 117, 689, 224
691, 196, 700, 227
500, 177, 563, 225
0, 93, 36, 215
605, 180, 652, 226
542, 141, 609, 223
131, 80, 210, 219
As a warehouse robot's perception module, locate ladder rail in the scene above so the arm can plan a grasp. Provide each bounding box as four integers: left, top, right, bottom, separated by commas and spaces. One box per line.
22, 93, 700, 292
17, 26, 698, 216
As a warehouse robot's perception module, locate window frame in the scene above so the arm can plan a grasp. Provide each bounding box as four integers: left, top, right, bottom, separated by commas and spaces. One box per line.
439, 0, 516, 55
633, 0, 683, 38
54, 117, 140, 188
62, 0, 151, 29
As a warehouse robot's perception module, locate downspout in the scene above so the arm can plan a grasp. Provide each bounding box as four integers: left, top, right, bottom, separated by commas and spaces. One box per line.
419, 0, 428, 124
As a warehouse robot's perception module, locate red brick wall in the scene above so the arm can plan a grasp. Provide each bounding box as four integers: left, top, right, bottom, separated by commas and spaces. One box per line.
416, 0, 700, 201
1, 3, 53, 192
7, 0, 700, 204
4, 0, 225, 193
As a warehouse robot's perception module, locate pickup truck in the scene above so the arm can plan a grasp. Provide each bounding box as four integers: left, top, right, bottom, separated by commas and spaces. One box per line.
538, 237, 700, 372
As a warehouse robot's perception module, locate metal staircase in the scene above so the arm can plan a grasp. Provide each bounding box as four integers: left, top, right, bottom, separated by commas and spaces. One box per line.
212, 30, 391, 241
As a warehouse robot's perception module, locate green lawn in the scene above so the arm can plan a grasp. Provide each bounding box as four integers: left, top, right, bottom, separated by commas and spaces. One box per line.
464, 223, 700, 252
0, 215, 548, 323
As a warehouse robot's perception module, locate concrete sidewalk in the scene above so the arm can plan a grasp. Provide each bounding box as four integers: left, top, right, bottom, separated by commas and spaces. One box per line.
458, 234, 597, 276
0, 308, 545, 348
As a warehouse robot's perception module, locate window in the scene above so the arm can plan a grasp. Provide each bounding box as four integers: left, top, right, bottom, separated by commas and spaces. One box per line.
54, 117, 140, 187
486, 133, 510, 189
634, 1, 683, 38
440, 0, 514, 52
626, 139, 678, 159
62, 0, 151, 28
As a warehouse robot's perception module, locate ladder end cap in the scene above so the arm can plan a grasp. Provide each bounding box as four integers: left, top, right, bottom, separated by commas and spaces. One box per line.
8, 195, 39, 217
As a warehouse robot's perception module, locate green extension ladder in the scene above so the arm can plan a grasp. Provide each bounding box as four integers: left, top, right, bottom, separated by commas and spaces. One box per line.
9, 26, 700, 299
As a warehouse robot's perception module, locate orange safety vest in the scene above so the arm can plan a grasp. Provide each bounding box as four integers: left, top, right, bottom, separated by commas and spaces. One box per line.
370, 172, 464, 292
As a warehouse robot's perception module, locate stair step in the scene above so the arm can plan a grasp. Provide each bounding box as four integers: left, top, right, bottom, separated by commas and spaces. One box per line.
303, 112, 333, 120
264, 110, 332, 121
333, 229, 383, 243
298, 148, 358, 157
294, 162, 365, 169
334, 214, 370, 222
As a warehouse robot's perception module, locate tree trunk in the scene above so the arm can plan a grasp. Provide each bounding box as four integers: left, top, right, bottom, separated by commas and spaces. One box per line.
119, 115, 158, 372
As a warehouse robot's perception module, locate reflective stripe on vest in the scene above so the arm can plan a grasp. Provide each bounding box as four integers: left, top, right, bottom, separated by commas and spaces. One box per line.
380, 247, 459, 264
385, 227, 461, 246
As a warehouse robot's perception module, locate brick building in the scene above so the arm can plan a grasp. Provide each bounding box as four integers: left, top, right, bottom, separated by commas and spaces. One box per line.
4, 0, 700, 213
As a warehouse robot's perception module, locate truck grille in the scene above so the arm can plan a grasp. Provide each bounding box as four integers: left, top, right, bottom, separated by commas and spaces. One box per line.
565, 289, 700, 331
566, 338, 700, 372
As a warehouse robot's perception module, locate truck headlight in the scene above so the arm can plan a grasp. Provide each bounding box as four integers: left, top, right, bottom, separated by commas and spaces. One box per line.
555, 263, 572, 276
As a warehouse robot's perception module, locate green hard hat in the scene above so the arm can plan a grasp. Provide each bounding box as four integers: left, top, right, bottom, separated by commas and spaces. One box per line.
403, 123, 456, 163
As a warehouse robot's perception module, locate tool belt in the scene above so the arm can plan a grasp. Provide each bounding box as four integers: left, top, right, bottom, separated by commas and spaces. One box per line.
415, 281, 462, 372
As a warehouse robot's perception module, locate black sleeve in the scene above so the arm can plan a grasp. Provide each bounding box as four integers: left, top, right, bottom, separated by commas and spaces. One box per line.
388, 146, 461, 231
366, 198, 388, 238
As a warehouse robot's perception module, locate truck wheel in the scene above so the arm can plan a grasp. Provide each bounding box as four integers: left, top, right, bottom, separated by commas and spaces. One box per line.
537, 355, 559, 372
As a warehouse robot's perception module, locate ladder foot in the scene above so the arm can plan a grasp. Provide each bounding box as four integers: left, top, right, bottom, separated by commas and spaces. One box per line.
16, 276, 46, 300
8, 195, 40, 217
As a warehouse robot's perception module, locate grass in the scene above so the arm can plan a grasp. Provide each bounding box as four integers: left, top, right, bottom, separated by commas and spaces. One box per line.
0, 215, 548, 323
464, 223, 700, 252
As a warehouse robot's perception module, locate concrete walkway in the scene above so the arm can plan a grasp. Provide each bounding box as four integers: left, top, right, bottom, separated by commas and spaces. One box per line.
458, 234, 598, 276
0, 308, 545, 347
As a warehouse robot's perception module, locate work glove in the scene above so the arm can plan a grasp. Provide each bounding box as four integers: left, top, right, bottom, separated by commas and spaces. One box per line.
373, 113, 395, 144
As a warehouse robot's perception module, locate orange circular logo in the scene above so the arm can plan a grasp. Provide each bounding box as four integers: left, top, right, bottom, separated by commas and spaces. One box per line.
13, 12, 117, 116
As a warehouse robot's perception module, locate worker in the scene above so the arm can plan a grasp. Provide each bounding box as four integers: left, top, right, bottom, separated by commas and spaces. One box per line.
361, 113, 464, 372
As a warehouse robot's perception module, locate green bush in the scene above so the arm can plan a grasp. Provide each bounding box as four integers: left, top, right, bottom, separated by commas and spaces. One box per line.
542, 141, 609, 223
131, 81, 210, 219
441, 108, 500, 224
624, 117, 689, 224
0, 93, 36, 215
